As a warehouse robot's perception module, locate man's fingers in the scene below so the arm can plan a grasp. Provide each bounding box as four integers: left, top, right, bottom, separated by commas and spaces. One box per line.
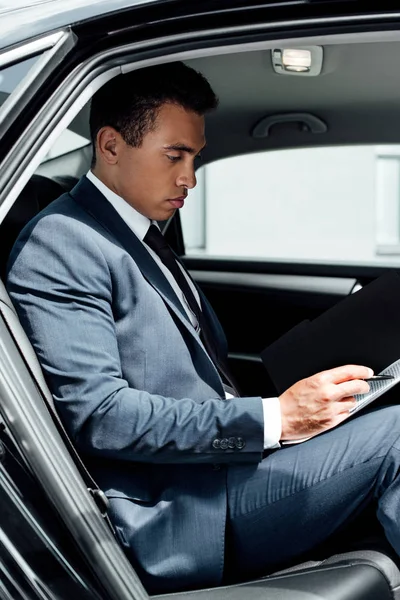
280, 364, 373, 440
336, 397, 357, 414
335, 379, 370, 399
319, 364, 373, 384
333, 410, 355, 428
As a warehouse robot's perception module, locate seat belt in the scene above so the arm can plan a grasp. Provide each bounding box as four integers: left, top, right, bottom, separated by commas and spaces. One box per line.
0, 301, 116, 535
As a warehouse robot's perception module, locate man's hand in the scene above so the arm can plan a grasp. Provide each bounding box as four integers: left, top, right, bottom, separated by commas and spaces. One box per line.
279, 365, 373, 441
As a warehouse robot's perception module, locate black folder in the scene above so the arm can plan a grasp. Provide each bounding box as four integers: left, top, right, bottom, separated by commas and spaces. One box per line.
261, 271, 400, 397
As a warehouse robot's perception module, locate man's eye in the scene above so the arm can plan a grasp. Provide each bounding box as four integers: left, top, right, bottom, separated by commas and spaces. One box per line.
167, 155, 180, 162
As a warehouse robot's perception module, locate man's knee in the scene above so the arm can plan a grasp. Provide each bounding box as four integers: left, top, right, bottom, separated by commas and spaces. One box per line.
343, 404, 400, 460
359, 404, 400, 433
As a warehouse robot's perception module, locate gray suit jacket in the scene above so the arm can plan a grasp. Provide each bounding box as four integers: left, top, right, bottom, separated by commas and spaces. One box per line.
7, 176, 264, 593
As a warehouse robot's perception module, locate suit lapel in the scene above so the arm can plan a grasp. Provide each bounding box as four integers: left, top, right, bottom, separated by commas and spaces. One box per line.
69, 177, 209, 341
70, 176, 225, 396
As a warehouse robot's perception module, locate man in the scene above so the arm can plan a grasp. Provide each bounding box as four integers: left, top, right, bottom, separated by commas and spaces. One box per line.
6, 61, 400, 594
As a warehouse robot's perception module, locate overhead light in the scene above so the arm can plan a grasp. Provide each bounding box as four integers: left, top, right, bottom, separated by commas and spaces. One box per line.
284, 65, 309, 73
272, 46, 323, 76
282, 49, 312, 72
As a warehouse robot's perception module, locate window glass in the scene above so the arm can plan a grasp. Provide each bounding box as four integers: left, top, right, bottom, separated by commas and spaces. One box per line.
41, 129, 90, 162
180, 145, 400, 266
0, 55, 41, 111
0, 55, 90, 162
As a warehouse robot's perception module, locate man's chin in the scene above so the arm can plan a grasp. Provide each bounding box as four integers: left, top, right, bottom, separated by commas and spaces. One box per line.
155, 207, 177, 222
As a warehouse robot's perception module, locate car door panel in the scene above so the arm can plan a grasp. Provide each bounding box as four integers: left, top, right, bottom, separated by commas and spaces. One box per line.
185, 261, 396, 397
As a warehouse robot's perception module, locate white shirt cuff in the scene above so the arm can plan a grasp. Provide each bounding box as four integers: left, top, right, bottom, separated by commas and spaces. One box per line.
261, 397, 282, 449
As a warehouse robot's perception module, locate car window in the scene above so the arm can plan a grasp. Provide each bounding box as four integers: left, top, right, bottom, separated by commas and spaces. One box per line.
180, 145, 400, 267
0, 54, 41, 111
0, 54, 90, 163
41, 129, 90, 162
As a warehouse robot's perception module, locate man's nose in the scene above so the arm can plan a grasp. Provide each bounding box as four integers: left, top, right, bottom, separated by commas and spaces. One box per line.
177, 166, 197, 190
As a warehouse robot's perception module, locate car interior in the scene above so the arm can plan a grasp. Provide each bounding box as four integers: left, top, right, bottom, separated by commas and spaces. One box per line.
2, 26, 400, 600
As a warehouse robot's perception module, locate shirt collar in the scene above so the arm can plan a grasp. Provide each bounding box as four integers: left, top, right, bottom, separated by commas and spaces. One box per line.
86, 170, 156, 241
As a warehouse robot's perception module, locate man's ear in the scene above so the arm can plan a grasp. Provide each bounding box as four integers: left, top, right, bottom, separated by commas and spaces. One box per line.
96, 127, 122, 165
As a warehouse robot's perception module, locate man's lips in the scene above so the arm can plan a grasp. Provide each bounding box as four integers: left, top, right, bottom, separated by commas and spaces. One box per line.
167, 196, 186, 209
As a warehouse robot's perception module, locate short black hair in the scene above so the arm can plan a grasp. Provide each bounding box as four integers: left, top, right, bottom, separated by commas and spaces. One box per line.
89, 61, 218, 166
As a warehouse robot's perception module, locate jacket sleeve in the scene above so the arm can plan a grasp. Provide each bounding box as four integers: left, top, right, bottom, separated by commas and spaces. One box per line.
6, 212, 265, 465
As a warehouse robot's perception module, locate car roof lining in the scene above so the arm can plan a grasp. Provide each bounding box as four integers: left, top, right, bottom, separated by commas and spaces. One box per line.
66, 29, 400, 167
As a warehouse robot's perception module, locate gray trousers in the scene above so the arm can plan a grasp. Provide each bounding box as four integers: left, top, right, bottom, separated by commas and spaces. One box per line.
226, 405, 400, 581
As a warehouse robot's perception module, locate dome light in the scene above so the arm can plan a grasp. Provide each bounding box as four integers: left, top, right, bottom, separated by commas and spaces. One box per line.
272, 46, 323, 76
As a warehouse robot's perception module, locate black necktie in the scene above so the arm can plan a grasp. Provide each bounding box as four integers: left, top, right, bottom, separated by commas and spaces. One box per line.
144, 224, 239, 396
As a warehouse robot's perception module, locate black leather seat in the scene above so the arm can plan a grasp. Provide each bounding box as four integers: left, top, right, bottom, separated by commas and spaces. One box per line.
1, 173, 78, 280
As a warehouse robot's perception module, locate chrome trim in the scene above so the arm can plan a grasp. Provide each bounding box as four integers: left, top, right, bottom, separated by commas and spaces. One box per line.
0, 462, 92, 591
0, 526, 52, 599
229, 353, 262, 363
0, 29, 75, 131
350, 281, 363, 294
190, 271, 356, 296
0, 30, 67, 69
0, 317, 147, 600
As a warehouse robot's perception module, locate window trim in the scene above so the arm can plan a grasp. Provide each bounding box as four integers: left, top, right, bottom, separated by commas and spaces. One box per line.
377, 244, 400, 255
0, 29, 77, 143
0, 31, 68, 70
375, 145, 400, 254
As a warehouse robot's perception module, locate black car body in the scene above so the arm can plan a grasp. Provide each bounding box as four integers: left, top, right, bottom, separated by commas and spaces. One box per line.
1, 1, 400, 598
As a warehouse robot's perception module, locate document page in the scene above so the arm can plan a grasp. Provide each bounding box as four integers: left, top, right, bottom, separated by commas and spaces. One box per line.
351, 358, 400, 414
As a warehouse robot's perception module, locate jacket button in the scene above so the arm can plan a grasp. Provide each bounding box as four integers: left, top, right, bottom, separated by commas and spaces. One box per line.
212, 439, 221, 449
220, 438, 229, 450
228, 437, 236, 449
236, 438, 245, 449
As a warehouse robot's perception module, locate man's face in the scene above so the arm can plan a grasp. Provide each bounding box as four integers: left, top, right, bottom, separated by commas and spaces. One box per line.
96, 103, 206, 221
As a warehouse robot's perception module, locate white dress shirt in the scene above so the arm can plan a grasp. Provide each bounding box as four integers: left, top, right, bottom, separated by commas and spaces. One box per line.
86, 171, 281, 449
